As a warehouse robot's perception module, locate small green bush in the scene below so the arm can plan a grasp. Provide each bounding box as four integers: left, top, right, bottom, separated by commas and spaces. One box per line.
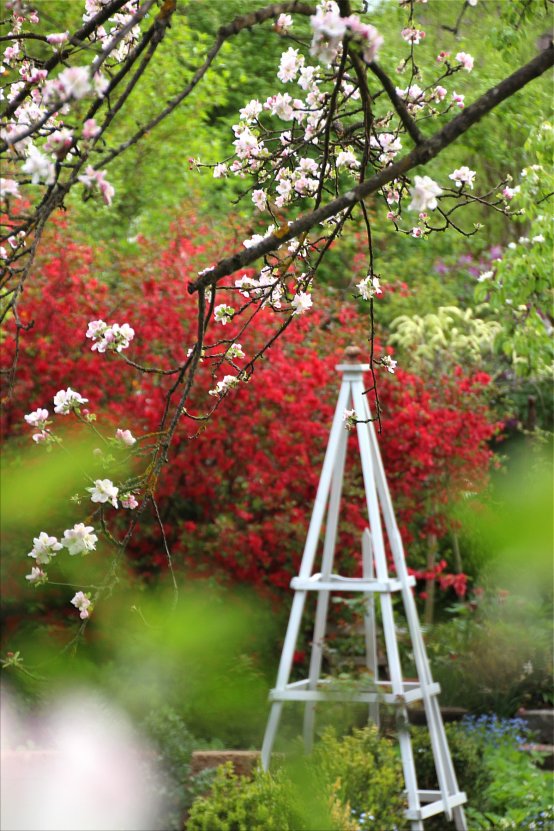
186, 763, 320, 831
186, 726, 407, 831
312, 726, 407, 830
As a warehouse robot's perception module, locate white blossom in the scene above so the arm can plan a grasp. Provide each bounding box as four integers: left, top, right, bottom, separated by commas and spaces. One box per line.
343, 409, 357, 430
62, 523, 98, 556
370, 133, 402, 162
477, 270, 494, 282
88, 479, 119, 508
115, 428, 136, 446
86, 320, 134, 352
291, 291, 313, 315
214, 304, 234, 325
277, 47, 304, 83
209, 375, 240, 397
357, 275, 382, 300
22, 145, 55, 185
226, 343, 245, 359
71, 591, 92, 619
53, 388, 88, 415
0, 178, 21, 200
238, 99, 263, 122
336, 148, 359, 169
408, 176, 442, 212
57, 66, 91, 100
24, 408, 49, 428
28, 532, 63, 565
382, 355, 398, 374
213, 163, 228, 178
26, 566, 48, 585
449, 166, 476, 189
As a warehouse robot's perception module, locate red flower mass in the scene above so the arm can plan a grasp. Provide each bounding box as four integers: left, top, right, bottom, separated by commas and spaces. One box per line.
2, 220, 501, 604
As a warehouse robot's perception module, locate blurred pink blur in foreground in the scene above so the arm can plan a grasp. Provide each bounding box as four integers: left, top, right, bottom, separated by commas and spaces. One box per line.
1, 687, 163, 830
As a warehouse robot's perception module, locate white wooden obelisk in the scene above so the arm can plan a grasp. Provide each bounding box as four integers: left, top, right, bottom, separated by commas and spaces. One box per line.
261, 346, 467, 831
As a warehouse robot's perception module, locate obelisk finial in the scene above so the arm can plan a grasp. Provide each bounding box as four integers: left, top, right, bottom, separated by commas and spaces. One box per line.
344, 345, 363, 364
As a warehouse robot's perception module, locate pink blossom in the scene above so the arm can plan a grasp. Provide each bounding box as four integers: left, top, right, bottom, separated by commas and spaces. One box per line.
401, 27, 425, 45
452, 91, 465, 108
277, 47, 304, 83
27, 68, 47, 84
252, 189, 268, 210
82, 118, 101, 140
44, 128, 73, 157
32, 431, 49, 443
121, 494, 139, 509
411, 227, 423, 238
56, 66, 91, 100
346, 18, 383, 63
0, 178, 20, 200
275, 13, 293, 33
3, 44, 20, 62
433, 86, 447, 102
24, 407, 49, 428
46, 31, 69, 46
265, 92, 294, 121
456, 51, 474, 72
78, 166, 115, 205
71, 591, 92, 619
115, 428, 136, 446
381, 355, 398, 374
97, 173, 115, 205
449, 166, 476, 189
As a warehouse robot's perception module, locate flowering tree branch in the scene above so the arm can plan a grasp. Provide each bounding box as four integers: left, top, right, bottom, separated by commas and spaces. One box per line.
188, 43, 553, 294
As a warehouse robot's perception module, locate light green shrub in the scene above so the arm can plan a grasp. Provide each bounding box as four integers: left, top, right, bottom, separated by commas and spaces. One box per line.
186, 726, 407, 831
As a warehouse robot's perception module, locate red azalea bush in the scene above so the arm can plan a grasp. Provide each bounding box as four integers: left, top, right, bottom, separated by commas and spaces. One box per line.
1, 218, 501, 608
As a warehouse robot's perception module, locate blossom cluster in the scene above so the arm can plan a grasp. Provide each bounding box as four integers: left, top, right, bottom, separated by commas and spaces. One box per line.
310, 3, 383, 66
22, 373, 140, 618
26, 523, 97, 581
86, 320, 135, 353
0, 0, 147, 268
198, 0, 483, 371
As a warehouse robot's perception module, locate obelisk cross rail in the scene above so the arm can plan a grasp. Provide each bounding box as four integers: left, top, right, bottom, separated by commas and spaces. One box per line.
260, 346, 467, 831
